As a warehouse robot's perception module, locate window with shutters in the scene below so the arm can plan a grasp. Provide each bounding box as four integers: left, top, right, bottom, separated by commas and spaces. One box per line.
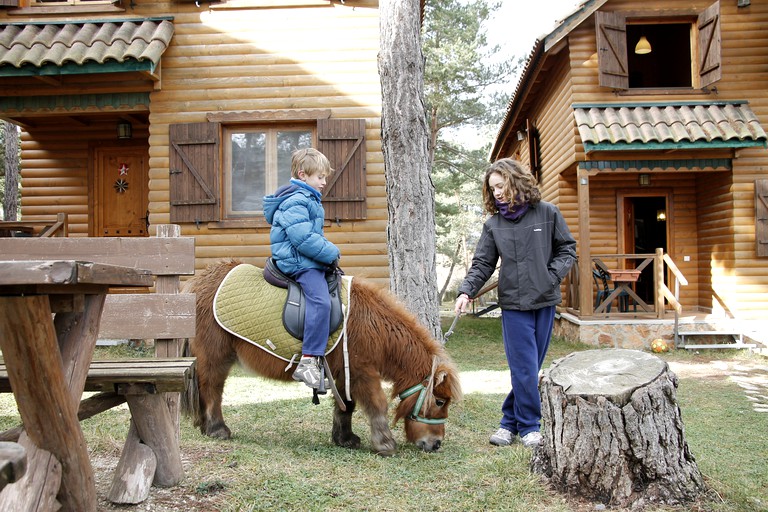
596, 1, 721, 92
169, 116, 367, 226
223, 124, 314, 218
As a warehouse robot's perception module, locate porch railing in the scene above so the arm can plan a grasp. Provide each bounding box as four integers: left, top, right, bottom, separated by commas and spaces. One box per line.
0, 213, 68, 238
564, 248, 688, 319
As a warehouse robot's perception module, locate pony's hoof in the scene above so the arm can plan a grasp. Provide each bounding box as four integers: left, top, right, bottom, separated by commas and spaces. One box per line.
204, 422, 232, 440
333, 433, 361, 449
372, 438, 397, 457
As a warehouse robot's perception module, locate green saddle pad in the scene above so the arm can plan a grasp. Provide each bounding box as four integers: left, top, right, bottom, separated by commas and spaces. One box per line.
213, 263, 350, 362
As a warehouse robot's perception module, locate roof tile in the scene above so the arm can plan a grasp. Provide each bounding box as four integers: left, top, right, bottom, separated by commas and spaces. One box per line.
0, 19, 173, 70
573, 102, 767, 150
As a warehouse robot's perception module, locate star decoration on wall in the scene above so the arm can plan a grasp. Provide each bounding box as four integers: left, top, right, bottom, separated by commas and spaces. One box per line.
114, 179, 129, 193
118, 163, 129, 176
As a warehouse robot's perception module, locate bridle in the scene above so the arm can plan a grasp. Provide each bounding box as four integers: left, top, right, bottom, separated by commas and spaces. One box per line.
398, 380, 447, 425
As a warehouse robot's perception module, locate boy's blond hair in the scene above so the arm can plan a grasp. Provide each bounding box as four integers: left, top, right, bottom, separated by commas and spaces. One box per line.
291, 148, 334, 179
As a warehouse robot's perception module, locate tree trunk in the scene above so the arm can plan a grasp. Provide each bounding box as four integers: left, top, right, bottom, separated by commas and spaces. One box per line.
3, 122, 19, 221
378, 0, 441, 339
533, 349, 707, 509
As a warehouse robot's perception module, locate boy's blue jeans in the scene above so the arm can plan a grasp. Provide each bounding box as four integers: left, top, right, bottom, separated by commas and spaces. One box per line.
292, 268, 331, 356
499, 306, 555, 437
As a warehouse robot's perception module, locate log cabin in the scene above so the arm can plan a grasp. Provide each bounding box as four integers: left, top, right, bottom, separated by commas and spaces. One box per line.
0, 0, 389, 285
492, 0, 768, 350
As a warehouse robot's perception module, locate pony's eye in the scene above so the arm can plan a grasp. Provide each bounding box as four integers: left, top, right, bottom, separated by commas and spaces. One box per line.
435, 399, 446, 408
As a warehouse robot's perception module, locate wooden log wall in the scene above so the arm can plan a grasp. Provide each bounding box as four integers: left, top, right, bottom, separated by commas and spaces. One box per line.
143, 0, 387, 284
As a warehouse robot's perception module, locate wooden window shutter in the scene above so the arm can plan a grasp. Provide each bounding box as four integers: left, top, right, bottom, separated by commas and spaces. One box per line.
595, 11, 628, 90
756, 179, 768, 257
317, 118, 367, 221
698, 1, 722, 88
169, 122, 220, 224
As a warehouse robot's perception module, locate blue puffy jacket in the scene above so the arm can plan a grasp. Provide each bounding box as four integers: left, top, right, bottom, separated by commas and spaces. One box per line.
263, 179, 340, 276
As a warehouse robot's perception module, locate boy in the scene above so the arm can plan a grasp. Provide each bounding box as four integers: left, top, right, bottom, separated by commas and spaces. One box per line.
263, 148, 341, 389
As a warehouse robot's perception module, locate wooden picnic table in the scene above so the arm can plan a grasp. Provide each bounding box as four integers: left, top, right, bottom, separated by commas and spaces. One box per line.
0, 260, 152, 511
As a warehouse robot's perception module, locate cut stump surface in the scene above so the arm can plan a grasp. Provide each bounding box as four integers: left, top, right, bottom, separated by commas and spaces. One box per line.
532, 349, 707, 509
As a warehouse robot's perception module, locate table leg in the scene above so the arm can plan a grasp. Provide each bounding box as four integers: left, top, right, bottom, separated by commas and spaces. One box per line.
0, 295, 97, 511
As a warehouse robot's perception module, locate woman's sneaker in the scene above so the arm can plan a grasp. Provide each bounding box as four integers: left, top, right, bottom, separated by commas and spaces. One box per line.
292, 356, 323, 389
489, 427, 514, 446
520, 431, 542, 448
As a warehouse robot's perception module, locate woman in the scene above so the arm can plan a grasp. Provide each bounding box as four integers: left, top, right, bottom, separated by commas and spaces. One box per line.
454, 158, 576, 448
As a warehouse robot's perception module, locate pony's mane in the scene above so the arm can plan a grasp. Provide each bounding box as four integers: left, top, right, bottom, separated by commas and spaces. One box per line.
348, 277, 462, 404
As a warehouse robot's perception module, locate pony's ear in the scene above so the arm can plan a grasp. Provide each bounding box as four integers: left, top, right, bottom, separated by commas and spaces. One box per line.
433, 361, 463, 402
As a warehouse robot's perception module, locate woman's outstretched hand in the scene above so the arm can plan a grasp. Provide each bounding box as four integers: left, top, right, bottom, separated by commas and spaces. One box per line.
454, 293, 472, 315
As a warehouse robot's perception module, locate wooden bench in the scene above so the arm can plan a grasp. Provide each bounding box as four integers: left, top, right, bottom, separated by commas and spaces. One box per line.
0, 225, 196, 505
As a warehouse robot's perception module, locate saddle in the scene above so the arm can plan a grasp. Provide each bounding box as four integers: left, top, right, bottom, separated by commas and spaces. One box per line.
262, 258, 344, 341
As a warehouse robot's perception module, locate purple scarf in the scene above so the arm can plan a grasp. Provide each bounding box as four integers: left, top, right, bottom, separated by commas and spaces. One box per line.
495, 198, 529, 221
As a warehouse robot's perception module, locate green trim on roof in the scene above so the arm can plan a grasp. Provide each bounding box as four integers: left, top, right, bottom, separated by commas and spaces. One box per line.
579, 159, 732, 171
0, 59, 155, 77
584, 140, 766, 152
0, 16, 173, 26
573, 100, 750, 109
0, 92, 150, 112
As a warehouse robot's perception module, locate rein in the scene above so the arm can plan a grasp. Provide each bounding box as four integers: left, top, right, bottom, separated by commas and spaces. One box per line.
398, 380, 446, 425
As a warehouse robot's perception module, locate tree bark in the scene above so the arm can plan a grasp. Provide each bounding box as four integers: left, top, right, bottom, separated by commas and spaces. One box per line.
379, 0, 441, 339
3, 122, 20, 221
533, 349, 707, 509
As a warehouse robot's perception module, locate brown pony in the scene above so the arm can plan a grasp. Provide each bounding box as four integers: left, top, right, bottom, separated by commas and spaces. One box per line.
183, 259, 462, 455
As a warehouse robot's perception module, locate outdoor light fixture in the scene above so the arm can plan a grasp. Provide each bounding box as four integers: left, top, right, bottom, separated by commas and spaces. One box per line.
638, 173, 651, 186
657, 209, 667, 222
634, 35, 652, 55
117, 121, 132, 139
516, 130, 526, 141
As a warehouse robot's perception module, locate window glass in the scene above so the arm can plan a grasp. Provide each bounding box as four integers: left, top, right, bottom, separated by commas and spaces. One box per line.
225, 126, 312, 217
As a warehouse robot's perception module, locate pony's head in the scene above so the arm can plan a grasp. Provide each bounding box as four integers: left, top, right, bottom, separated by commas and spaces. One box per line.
394, 355, 462, 452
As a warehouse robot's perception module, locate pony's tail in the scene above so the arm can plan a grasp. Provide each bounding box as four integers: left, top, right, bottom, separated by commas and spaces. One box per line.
180, 338, 202, 426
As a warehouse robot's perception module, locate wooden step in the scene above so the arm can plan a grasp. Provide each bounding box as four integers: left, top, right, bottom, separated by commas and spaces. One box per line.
677, 331, 756, 350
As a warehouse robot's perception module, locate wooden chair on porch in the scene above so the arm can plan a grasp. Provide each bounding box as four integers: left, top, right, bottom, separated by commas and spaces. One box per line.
593, 268, 631, 313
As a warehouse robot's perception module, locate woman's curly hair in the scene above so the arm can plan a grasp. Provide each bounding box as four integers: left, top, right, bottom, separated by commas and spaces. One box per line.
481, 158, 541, 215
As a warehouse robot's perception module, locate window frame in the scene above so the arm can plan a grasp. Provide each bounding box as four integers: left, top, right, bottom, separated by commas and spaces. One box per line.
595, 1, 721, 94
221, 122, 316, 220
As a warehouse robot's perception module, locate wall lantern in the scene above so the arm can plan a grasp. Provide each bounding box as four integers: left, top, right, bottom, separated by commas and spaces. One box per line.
638, 173, 651, 186
516, 129, 526, 141
635, 35, 652, 55
117, 121, 132, 140
657, 209, 667, 222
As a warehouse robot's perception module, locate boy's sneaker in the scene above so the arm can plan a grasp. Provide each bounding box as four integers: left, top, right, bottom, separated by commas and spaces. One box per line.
489, 427, 514, 446
520, 431, 542, 448
292, 356, 323, 389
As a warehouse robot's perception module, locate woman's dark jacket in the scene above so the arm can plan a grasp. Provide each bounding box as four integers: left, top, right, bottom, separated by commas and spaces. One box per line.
458, 201, 577, 311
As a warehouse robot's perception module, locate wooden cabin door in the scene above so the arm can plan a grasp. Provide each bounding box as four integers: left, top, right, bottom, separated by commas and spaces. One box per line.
93, 146, 149, 237
620, 194, 669, 302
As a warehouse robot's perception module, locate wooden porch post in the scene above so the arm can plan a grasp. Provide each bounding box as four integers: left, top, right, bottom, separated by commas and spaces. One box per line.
577, 167, 594, 316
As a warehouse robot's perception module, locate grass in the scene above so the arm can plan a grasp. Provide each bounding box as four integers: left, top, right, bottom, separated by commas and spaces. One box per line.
0, 315, 766, 511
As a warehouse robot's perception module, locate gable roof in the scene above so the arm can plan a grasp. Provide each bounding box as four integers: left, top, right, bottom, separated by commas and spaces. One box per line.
574, 101, 768, 152
0, 18, 174, 76
491, 0, 607, 159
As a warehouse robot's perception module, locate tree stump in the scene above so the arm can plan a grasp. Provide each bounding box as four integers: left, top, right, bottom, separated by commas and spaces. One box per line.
532, 349, 707, 509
